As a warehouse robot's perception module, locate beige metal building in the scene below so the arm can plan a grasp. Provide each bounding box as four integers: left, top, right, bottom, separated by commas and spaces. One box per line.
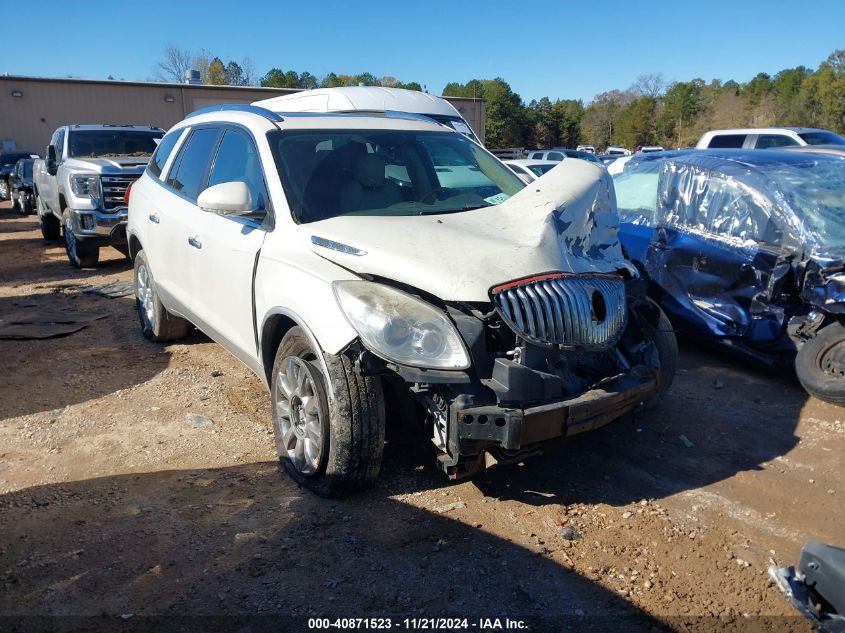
0, 76, 485, 153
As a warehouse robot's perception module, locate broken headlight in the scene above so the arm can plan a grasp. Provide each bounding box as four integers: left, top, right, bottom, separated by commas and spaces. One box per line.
333, 280, 470, 370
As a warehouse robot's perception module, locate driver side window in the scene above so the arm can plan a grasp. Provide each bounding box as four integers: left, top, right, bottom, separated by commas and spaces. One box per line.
206, 129, 270, 221
687, 175, 782, 246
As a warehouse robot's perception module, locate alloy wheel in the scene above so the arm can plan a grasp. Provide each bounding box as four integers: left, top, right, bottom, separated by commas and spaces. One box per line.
275, 356, 326, 476
135, 263, 157, 330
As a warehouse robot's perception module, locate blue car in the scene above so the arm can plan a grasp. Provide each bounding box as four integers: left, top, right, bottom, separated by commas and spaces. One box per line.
611, 149, 845, 404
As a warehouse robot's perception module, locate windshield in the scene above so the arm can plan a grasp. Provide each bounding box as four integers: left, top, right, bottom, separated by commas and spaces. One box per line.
268, 130, 523, 223
22, 161, 33, 178
67, 130, 163, 158
799, 131, 845, 146
1, 153, 32, 167
769, 158, 845, 247
527, 163, 557, 177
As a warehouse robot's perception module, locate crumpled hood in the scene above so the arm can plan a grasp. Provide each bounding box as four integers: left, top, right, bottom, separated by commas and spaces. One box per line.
63, 157, 149, 174
302, 159, 633, 302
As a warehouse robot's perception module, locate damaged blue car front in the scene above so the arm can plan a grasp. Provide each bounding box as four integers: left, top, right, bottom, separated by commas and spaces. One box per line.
612, 149, 845, 404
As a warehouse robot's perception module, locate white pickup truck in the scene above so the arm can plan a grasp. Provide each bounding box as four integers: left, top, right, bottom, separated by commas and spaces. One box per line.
33, 124, 164, 267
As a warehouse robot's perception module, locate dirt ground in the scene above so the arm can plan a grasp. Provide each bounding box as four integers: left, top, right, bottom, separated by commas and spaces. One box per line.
1, 202, 842, 632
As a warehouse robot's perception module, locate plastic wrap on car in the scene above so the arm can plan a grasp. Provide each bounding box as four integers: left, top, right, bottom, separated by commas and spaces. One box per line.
615, 151, 845, 340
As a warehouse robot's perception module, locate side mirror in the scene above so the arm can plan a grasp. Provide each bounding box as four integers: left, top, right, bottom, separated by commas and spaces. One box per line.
46, 145, 57, 176
197, 181, 253, 216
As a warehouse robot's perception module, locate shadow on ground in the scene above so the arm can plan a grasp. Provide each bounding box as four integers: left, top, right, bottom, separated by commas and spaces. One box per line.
382, 343, 807, 512
0, 293, 170, 418
0, 463, 806, 633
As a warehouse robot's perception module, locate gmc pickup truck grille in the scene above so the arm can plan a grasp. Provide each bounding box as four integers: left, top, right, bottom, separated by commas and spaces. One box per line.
490, 273, 627, 350
101, 175, 139, 211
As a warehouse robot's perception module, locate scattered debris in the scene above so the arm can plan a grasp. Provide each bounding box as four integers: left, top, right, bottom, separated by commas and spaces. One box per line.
622, 511, 633, 520
82, 280, 134, 299
679, 434, 695, 448
186, 413, 214, 428
713, 379, 725, 390
211, 369, 224, 377
557, 525, 581, 541
433, 501, 465, 513
0, 309, 107, 340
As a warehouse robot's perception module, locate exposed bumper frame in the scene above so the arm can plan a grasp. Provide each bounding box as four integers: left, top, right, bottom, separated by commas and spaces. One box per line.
455, 371, 657, 451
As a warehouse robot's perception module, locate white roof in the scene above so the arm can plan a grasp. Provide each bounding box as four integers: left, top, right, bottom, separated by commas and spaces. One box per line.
253, 87, 462, 117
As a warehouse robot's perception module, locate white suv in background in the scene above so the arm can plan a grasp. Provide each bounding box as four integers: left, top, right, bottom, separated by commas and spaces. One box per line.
696, 127, 845, 149
127, 103, 676, 497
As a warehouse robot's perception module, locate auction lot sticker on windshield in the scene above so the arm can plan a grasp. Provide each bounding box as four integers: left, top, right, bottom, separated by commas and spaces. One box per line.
483, 192, 509, 205
451, 120, 474, 136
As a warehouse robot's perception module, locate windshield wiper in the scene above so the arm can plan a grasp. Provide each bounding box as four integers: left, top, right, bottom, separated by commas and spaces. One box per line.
417, 204, 489, 216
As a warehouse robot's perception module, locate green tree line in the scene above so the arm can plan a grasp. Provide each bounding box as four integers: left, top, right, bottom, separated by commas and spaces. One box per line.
156, 46, 845, 150
444, 50, 845, 149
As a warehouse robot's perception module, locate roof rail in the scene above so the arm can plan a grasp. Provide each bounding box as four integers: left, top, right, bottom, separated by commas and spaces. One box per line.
185, 104, 284, 123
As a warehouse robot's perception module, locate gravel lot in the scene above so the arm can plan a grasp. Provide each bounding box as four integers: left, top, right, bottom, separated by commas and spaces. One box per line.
1, 202, 841, 632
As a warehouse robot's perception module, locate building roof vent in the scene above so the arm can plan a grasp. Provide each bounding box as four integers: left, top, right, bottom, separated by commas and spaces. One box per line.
184, 70, 201, 85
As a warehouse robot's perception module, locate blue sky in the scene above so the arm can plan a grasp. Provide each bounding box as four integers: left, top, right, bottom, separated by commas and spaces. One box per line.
5, 0, 844, 103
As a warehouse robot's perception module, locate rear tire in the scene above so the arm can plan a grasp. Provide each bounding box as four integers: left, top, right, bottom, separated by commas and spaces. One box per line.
795, 322, 845, 405
10, 191, 18, 211
133, 249, 190, 342
637, 300, 678, 409
271, 327, 386, 497
63, 214, 99, 268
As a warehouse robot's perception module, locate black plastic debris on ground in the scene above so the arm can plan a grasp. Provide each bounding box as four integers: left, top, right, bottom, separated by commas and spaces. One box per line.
82, 280, 134, 299
0, 309, 107, 339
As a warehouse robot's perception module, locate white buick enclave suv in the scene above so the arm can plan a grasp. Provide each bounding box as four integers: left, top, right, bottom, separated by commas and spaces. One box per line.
128, 104, 677, 497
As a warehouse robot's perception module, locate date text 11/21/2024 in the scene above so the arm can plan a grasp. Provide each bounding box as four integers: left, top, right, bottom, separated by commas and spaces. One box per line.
307, 618, 529, 630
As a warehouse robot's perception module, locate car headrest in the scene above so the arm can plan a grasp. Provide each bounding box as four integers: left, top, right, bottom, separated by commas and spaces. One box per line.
353, 154, 387, 188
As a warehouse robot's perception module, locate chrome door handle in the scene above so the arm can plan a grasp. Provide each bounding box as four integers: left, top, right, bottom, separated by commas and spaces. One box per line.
148, 213, 160, 224
187, 236, 202, 249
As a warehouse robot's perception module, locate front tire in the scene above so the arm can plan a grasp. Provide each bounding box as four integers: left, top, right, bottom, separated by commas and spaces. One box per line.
38, 198, 61, 241
637, 300, 678, 409
795, 322, 845, 405
133, 250, 190, 342
271, 327, 386, 497
63, 215, 99, 268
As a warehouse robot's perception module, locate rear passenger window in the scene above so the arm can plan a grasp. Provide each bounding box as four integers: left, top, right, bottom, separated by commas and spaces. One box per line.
207, 130, 270, 218
166, 127, 220, 200
755, 134, 799, 149
707, 134, 746, 149
530, 152, 543, 159
547, 152, 564, 161
148, 129, 183, 178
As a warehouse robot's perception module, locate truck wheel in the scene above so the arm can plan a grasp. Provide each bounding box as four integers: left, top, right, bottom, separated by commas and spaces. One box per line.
38, 197, 61, 240
9, 191, 18, 211
63, 215, 99, 268
795, 322, 845, 405
271, 327, 386, 497
133, 250, 190, 342
637, 300, 678, 409
20, 193, 33, 216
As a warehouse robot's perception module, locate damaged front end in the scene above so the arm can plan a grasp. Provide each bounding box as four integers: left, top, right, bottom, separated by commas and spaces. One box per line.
354, 272, 668, 479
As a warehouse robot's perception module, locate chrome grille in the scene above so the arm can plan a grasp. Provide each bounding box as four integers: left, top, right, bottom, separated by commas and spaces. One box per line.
491, 273, 627, 349
100, 175, 139, 211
